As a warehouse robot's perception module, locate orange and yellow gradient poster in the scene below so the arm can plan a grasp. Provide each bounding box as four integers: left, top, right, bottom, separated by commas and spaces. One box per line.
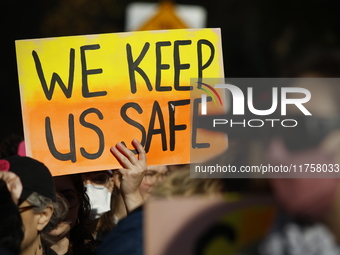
16, 28, 227, 176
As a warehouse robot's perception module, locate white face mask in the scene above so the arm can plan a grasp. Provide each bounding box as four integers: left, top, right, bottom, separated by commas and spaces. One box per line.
85, 184, 112, 220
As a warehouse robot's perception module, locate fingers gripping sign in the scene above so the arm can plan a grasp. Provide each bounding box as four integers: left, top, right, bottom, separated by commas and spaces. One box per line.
110, 139, 146, 213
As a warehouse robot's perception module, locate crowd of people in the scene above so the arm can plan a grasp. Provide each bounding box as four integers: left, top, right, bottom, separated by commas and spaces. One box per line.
0, 138, 155, 255
1, 50, 340, 255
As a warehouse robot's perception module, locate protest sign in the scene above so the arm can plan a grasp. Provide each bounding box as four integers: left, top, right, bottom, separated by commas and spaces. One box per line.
16, 28, 227, 175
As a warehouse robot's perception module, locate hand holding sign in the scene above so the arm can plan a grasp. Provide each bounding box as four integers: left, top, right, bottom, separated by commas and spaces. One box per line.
110, 139, 146, 213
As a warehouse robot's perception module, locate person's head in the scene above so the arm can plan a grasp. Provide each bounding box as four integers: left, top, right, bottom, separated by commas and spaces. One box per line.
50, 174, 90, 239
19, 192, 56, 251
82, 170, 113, 220
0, 156, 62, 253
48, 173, 94, 255
139, 165, 170, 200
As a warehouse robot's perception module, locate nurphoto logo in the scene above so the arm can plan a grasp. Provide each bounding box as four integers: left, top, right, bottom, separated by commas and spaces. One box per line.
198, 81, 312, 128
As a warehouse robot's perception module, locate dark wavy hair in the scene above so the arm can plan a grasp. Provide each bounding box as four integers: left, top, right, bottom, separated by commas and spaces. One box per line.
0, 179, 24, 255
67, 174, 98, 255
0, 134, 23, 159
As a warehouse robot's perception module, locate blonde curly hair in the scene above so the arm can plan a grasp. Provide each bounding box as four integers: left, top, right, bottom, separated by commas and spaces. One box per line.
150, 165, 225, 198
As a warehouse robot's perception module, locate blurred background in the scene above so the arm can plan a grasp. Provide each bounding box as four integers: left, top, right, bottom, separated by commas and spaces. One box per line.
2, 0, 340, 142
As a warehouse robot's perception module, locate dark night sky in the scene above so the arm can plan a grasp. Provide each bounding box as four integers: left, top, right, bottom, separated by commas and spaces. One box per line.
2, 0, 340, 142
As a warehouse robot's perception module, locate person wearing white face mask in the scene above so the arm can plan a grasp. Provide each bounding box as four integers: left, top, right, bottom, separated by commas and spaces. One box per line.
83, 171, 113, 220
82, 140, 145, 244
82, 170, 115, 239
